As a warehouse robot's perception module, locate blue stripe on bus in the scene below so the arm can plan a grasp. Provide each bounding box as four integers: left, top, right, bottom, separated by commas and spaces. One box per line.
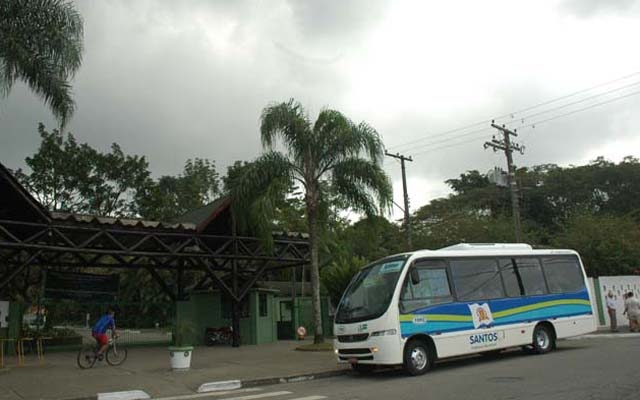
399, 289, 593, 337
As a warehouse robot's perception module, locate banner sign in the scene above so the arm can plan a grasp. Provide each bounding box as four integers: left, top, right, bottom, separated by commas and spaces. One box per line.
45, 271, 119, 301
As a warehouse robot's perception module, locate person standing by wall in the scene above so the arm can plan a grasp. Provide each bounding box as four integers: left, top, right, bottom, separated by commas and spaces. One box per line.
606, 291, 618, 332
623, 292, 640, 332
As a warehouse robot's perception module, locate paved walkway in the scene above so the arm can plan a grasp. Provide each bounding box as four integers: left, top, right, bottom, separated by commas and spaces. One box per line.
0, 340, 348, 400
0, 327, 636, 400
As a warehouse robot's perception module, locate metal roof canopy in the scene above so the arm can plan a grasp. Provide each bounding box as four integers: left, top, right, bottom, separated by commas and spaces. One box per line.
0, 163, 310, 346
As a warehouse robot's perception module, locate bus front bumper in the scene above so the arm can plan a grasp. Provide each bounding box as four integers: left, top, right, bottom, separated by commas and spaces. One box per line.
333, 335, 403, 365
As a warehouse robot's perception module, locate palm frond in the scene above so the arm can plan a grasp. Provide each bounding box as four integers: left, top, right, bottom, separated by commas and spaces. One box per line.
229, 151, 295, 246
260, 99, 312, 162
0, 0, 83, 127
331, 158, 393, 217
313, 109, 385, 177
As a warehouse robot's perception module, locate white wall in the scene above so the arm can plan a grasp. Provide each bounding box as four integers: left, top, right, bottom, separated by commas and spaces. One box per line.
593, 276, 640, 327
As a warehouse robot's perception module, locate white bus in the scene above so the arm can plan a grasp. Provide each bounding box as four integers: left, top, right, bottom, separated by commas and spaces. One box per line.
333, 243, 596, 375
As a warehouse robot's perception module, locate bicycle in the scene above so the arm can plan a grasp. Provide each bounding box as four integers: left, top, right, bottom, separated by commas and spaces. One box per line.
77, 335, 127, 369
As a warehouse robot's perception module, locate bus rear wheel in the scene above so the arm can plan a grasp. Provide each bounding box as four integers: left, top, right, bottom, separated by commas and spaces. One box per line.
403, 339, 432, 376
532, 324, 555, 354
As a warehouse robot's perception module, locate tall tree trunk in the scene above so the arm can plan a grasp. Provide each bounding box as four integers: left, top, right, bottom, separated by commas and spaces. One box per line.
307, 189, 324, 344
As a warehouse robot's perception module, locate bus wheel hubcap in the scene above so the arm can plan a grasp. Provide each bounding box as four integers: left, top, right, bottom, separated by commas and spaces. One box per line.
411, 347, 427, 370
536, 331, 548, 349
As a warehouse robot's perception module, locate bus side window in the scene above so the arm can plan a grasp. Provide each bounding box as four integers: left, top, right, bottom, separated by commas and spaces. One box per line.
400, 266, 452, 313
541, 256, 585, 293
499, 258, 524, 297
514, 258, 548, 296
450, 258, 504, 301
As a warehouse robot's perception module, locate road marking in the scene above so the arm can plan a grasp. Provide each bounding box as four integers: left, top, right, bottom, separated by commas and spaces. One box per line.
220, 391, 293, 400
98, 390, 150, 400
287, 396, 327, 400
153, 388, 262, 400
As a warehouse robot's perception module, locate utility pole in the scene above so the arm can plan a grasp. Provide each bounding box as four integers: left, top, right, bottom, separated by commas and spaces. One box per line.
385, 152, 413, 250
484, 121, 525, 242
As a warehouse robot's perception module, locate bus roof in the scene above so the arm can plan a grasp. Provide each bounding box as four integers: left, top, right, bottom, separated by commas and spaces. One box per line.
403, 243, 579, 259
439, 243, 533, 251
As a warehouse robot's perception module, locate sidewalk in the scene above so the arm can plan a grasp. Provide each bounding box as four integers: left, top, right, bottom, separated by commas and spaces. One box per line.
0, 340, 348, 400
580, 325, 640, 338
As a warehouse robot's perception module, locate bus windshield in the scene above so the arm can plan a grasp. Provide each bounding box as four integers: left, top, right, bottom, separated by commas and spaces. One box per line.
335, 258, 406, 324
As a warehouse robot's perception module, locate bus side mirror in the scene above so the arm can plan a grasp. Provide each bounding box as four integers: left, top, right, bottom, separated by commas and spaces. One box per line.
410, 268, 420, 285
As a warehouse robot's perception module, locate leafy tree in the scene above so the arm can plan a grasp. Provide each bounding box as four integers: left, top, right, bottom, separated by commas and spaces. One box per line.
321, 256, 367, 306
0, 0, 83, 127
223, 161, 253, 193
16, 124, 151, 217
137, 158, 220, 221
82, 143, 151, 216
230, 99, 393, 343
339, 215, 404, 261
552, 213, 640, 276
445, 170, 491, 194
14, 123, 94, 211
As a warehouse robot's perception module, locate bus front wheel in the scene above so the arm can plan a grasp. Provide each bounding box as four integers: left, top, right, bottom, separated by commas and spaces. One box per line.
532, 324, 555, 354
403, 339, 432, 376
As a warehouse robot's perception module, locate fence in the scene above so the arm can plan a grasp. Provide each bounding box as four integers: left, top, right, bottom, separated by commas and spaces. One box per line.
23, 300, 174, 348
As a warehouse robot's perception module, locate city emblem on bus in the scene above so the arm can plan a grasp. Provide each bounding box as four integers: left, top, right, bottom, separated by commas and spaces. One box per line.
469, 303, 494, 328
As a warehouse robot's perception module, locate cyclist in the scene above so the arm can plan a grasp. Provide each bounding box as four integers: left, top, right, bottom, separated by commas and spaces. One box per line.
92, 305, 119, 359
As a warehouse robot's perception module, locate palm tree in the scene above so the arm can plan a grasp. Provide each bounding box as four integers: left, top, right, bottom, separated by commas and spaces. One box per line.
232, 99, 393, 343
0, 0, 83, 128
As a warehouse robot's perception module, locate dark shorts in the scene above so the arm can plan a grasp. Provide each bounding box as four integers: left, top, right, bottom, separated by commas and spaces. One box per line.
92, 332, 108, 346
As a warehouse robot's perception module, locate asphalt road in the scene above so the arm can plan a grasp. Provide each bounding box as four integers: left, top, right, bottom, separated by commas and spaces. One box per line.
231, 337, 640, 400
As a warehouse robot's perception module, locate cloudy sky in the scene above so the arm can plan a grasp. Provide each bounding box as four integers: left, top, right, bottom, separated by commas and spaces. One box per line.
1, 0, 640, 219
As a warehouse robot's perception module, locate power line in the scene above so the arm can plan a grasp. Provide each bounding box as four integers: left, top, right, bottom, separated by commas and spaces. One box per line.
513, 88, 640, 132
400, 126, 494, 153
387, 71, 640, 152
408, 87, 640, 157
410, 135, 491, 157
502, 80, 640, 128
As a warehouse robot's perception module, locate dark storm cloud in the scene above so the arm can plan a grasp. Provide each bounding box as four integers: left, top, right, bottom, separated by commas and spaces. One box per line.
2, 0, 640, 214
0, 0, 377, 177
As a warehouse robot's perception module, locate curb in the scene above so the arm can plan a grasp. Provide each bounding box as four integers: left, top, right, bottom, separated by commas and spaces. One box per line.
65, 369, 350, 400
569, 332, 640, 339
240, 368, 350, 388
198, 380, 242, 393
61, 396, 97, 400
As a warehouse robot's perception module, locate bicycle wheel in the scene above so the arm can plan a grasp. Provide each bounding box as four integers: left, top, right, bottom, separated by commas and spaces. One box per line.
106, 345, 127, 366
77, 345, 97, 369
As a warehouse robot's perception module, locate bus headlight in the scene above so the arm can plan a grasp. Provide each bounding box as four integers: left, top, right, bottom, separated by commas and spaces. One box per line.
370, 329, 397, 336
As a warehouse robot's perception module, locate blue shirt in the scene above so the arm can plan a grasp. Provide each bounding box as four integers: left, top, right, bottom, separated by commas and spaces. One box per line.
92, 314, 115, 334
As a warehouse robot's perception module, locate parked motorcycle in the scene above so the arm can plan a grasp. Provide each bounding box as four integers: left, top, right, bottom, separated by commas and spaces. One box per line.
204, 326, 233, 345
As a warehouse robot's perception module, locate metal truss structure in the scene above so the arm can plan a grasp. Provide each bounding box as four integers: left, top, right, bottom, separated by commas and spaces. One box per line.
0, 162, 310, 346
